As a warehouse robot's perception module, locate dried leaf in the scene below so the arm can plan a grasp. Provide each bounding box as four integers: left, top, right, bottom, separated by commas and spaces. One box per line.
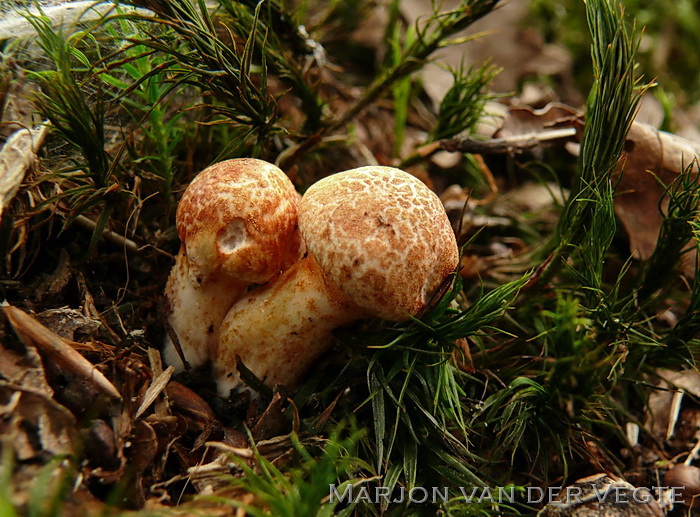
37, 307, 101, 341
491, 105, 700, 271
3, 304, 122, 400
251, 392, 288, 440
33, 249, 72, 302
166, 381, 216, 431
658, 369, 700, 398
636, 93, 665, 128
399, 0, 573, 100
128, 420, 159, 473
122, 420, 158, 508
493, 103, 582, 140
0, 382, 76, 459
82, 419, 120, 470
0, 125, 46, 220
673, 408, 700, 446
665, 464, 700, 507
499, 182, 568, 214
0, 340, 53, 397
614, 122, 700, 261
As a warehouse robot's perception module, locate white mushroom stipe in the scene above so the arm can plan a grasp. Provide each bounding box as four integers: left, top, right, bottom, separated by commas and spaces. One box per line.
215, 166, 458, 394
163, 158, 302, 371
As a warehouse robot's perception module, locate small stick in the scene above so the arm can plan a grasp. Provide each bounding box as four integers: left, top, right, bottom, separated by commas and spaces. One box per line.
440, 128, 578, 155
471, 154, 499, 206
147, 348, 169, 417
666, 389, 684, 440
73, 214, 140, 254
684, 434, 700, 466
204, 441, 255, 459
625, 422, 639, 447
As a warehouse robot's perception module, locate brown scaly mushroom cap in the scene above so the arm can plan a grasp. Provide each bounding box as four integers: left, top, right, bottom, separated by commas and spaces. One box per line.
299, 165, 458, 320
176, 158, 300, 283
214, 165, 458, 393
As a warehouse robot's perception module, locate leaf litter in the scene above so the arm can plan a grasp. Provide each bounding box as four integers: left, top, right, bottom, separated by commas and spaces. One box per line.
1, 0, 700, 515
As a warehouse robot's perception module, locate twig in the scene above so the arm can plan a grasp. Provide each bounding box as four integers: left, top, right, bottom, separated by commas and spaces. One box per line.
205, 441, 255, 459
440, 128, 577, 155
73, 214, 140, 253
684, 435, 700, 466
278, 0, 499, 169
472, 154, 499, 205
666, 389, 684, 440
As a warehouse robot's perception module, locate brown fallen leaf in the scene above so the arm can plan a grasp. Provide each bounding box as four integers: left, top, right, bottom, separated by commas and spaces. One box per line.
0, 339, 53, 397
122, 419, 158, 508
38, 306, 101, 342
0, 382, 76, 459
490, 104, 700, 274
0, 125, 47, 220
399, 0, 575, 101
3, 304, 122, 400
675, 408, 700, 445
165, 381, 216, 431
493, 103, 582, 140
251, 392, 288, 440
665, 464, 700, 507
82, 418, 120, 471
135, 365, 174, 420
129, 419, 159, 474
614, 122, 700, 263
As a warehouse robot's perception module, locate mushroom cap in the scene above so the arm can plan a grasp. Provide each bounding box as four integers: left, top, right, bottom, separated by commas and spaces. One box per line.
176, 158, 300, 283
298, 166, 458, 321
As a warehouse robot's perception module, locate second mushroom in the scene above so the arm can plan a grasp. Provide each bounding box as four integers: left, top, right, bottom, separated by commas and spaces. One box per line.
215, 165, 459, 395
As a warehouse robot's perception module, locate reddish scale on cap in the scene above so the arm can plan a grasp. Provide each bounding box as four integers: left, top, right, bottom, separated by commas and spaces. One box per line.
176, 158, 300, 283
299, 166, 458, 321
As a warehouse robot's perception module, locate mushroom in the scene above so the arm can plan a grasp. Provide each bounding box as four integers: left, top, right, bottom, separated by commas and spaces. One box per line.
163, 158, 303, 371
215, 165, 458, 394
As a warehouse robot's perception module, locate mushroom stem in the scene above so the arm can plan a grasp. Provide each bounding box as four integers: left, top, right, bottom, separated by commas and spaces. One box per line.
215, 254, 363, 394
163, 247, 248, 370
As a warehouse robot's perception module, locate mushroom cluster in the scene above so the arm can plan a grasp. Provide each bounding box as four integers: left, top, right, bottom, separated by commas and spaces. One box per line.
164, 160, 458, 395
162, 158, 303, 370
